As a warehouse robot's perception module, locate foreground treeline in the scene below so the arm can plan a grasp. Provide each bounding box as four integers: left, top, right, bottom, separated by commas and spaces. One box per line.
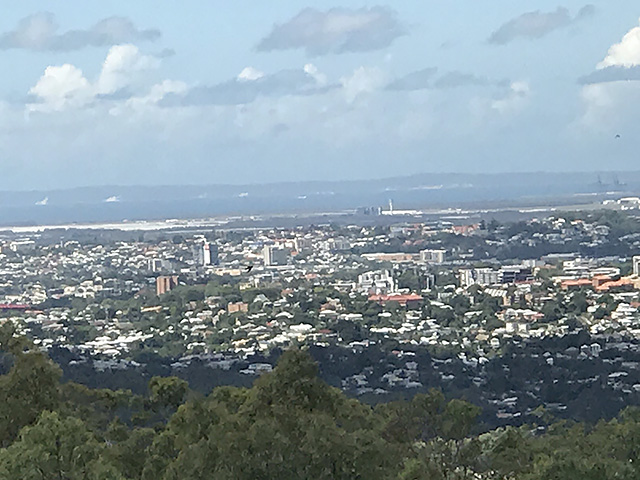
1, 327, 639, 479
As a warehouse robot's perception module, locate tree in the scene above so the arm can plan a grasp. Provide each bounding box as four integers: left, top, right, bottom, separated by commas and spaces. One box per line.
148, 376, 190, 422
569, 291, 588, 315
398, 270, 421, 292
0, 351, 62, 446
144, 350, 399, 479
541, 299, 564, 323
0, 411, 123, 480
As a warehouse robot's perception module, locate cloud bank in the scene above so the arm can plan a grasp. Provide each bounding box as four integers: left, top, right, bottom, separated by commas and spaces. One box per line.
0, 13, 160, 51
257, 7, 406, 55
489, 5, 594, 45
161, 66, 334, 107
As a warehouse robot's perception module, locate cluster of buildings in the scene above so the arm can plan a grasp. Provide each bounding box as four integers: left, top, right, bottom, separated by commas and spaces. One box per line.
0, 211, 639, 411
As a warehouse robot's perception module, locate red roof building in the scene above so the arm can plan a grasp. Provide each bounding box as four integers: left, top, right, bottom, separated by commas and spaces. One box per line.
368, 294, 424, 307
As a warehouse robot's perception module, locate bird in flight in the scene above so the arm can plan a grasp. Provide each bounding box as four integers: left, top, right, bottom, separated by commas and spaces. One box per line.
615, 134, 621, 139
245, 265, 253, 273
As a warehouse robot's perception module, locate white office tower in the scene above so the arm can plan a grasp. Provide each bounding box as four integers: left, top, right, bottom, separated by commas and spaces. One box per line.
193, 241, 214, 266
202, 242, 212, 266
263, 245, 289, 266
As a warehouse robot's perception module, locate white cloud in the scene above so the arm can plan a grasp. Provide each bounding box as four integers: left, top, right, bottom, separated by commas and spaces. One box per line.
5, 12, 57, 50
162, 66, 332, 107
257, 7, 406, 55
340, 66, 387, 103
13, 47, 548, 189
578, 19, 640, 129
119, 79, 188, 114
488, 6, 593, 45
0, 13, 160, 51
597, 18, 640, 69
237, 67, 265, 82
28, 64, 93, 112
28, 44, 161, 112
303, 64, 327, 86
579, 81, 640, 130
97, 44, 159, 95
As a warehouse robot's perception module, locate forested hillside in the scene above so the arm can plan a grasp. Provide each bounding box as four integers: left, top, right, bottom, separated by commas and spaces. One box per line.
1, 324, 639, 479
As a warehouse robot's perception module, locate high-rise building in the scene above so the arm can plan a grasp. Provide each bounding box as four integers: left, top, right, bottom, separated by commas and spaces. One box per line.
194, 241, 218, 266
263, 245, 290, 266
633, 256, 640, 276
202, 242, 212, 266
147, 258, 163, 272
156, 275, 179, 296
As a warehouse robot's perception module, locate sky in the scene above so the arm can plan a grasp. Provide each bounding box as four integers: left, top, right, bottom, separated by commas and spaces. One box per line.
1, 1, 640, 189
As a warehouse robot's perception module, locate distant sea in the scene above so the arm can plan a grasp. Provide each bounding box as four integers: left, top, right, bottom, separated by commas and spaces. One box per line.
1, 171, 638, 227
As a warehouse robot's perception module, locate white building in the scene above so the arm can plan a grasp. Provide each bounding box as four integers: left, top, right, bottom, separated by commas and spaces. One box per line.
263, 245, 289, 266
633, 256, 640, 277
357, 270, 397, 295
459, 267, 501, 287
420, 249, 446, 264
202, 242, 212, 266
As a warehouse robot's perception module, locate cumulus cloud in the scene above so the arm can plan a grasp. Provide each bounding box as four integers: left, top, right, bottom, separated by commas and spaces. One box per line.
256, 7, 406, 55
237, 67, 265, 82
28, 64, 93, 112
28, 44, 160, 111
578, 19, 640, 86
578, 81, 640, 130
597, 18, 640, 69
130, 80, 188, 106
0, 12, 160, 51
488, 5, 593, 45
340, 66, 387, 103
578, 19, 640, 127
97, 44, 159, 94
162, 66, 334, 107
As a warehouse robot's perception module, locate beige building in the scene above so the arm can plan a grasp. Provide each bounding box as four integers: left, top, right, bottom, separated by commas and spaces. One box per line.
156, 275, 179, 296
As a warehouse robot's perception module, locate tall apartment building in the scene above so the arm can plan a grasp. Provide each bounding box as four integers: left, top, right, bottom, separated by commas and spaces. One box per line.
194, 241, 218, 266
156, 275, 179, 295
263, 245, 290, 266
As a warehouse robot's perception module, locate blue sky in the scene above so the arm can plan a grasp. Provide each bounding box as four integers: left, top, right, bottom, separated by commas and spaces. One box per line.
1, 1, 640, 189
